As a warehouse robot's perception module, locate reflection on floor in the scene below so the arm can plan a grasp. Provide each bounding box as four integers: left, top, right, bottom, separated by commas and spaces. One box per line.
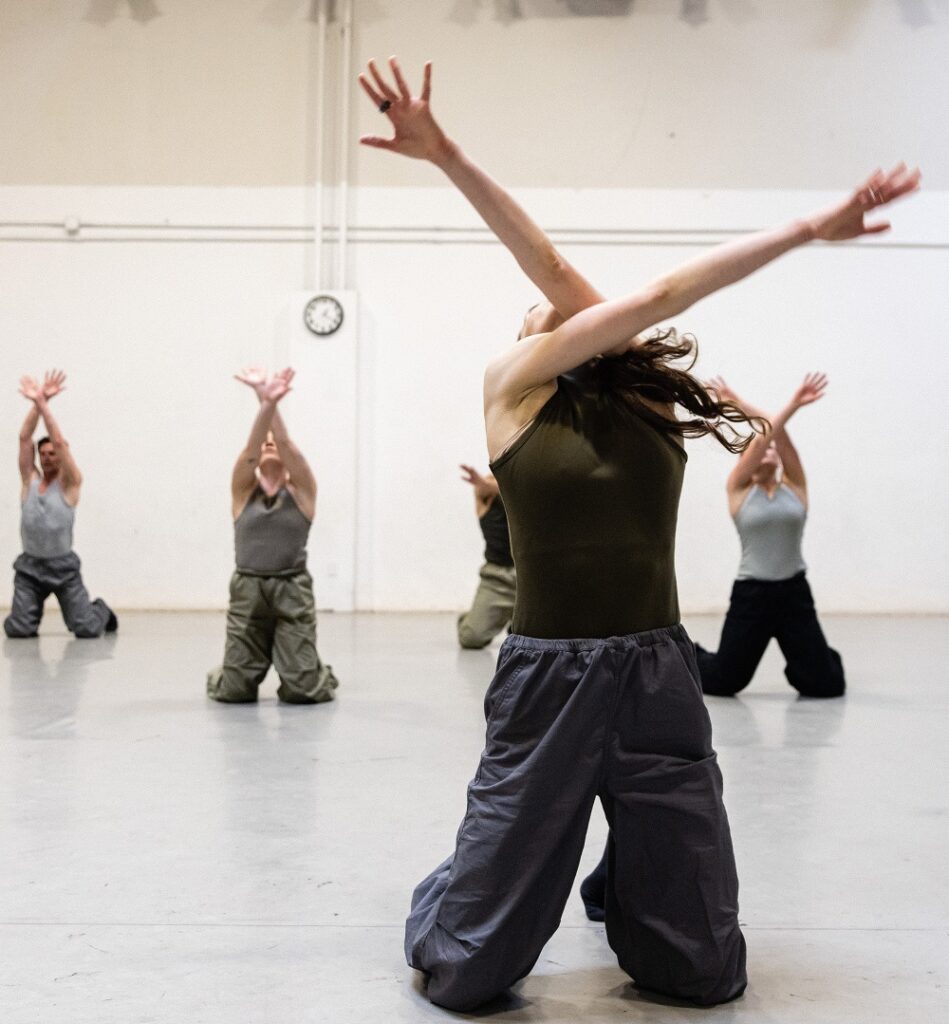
0, 611, 946, 1023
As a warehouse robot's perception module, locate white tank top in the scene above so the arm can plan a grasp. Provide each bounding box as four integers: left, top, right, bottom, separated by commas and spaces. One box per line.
734, 484, 807, 582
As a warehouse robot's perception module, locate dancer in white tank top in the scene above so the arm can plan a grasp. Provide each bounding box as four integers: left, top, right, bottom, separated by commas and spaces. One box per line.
694, 373, 845, 698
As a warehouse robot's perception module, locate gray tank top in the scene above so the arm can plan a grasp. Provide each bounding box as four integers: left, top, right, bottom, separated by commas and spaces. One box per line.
234, 485, 311, 576
21, 476, 75, 558
734, 484, 807, 581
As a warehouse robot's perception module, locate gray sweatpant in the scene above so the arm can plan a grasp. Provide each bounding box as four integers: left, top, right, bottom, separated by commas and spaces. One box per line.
4, 552, 115, 639
406, 625, 746, 1012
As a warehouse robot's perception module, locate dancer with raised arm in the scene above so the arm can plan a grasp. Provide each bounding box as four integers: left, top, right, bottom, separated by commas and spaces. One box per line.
456, 463, 516, 649
5, 371, 117, 639
359, 56, 917, 1012
694, 373, 845, 697
207, 368, 338, 705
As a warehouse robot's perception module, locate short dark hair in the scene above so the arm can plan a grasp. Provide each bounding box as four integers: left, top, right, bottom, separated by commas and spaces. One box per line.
36, 436, 53, 451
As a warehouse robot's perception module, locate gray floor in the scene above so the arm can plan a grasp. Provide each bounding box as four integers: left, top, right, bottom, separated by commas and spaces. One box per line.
1, 611, 946, 1023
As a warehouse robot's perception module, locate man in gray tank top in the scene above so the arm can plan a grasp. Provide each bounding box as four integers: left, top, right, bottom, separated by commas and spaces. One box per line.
206, 367, 338, 704
4, 371, 117, 639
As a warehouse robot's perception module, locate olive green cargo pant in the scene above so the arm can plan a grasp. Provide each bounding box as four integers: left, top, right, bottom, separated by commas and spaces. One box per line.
207, 570, 338, 704
457, 562, 517, 649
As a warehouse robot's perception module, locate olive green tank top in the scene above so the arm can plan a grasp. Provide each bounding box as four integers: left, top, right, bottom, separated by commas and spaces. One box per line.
490, 369, 686, 639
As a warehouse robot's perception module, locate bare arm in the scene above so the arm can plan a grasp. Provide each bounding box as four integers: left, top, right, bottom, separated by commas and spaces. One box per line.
711, 374, 826, 493
493, 164, 917, 399
772, 373, 828, 492
231, 367, 291, 510
232, 400, 280, 497
359, 60, 919, 400
359, 58, 604, 319
270, 406, 317, 512
231, 367, 297, 515
20, 372, 82, 490
17, 403, 40, 486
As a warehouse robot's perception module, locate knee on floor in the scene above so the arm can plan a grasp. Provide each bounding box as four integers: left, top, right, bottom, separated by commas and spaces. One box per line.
457, 625, 491, 650
70, 626, 103, 639
3, 621, 39, 638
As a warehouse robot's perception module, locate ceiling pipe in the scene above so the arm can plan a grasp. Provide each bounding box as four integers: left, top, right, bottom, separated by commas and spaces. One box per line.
335, 0, 354, 289
312, 0, 328, 290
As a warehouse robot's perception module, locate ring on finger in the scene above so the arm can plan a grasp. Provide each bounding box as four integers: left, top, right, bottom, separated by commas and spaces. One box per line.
378, 99, 392, 113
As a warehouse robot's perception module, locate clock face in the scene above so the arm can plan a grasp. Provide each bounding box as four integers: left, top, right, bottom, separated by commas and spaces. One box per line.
303, 295, 344, 336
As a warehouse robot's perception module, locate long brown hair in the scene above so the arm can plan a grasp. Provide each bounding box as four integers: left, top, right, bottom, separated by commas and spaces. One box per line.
589, 329, 766, 453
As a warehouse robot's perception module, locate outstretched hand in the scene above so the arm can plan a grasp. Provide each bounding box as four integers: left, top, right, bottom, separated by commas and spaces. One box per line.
260, 367, 294, 403
42, 369, 67, 399
358, 58, 450, 163
18, 375, 43, 403
234, 365, 268, 396
234, 366, 293, 403
790, 372, 828, 409
808, 164, 921, 241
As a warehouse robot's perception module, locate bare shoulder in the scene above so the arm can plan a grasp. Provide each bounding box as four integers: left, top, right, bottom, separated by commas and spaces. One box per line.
20, 469, 37, 502
286, 480, 315, 522
61, 480, 82, 508
727, 480, 753, 518
484, 338, 557, 462
784, 481, 808, 510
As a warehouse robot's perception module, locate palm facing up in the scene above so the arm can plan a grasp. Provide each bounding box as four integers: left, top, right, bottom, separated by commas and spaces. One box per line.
234, 366, 268, 397
234, 366, 293, 403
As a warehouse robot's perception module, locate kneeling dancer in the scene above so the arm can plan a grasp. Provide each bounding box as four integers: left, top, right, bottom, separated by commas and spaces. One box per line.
5, 371, 116, 639
207, 367, 338, 704
456, 463, 515, 648
359, 57, 917, 1011
693, 373, 845, 698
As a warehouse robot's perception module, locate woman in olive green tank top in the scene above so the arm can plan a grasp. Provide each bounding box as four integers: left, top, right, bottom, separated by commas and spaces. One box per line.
360, 58, 918, 1013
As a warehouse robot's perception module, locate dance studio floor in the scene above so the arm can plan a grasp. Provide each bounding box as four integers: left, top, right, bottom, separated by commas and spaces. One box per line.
1, 611, 946, 1023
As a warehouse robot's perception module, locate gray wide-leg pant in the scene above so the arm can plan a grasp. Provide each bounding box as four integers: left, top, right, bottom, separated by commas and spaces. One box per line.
207, 569, 338, 704
4, 552, 116, 639
406, 625, 746, 1012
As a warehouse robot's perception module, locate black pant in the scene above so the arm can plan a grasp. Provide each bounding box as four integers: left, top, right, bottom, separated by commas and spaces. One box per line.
695, 572, 844, 698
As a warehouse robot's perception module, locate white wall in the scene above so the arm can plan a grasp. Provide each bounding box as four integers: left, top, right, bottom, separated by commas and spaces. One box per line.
0, 0, 947, 189
1, 184, 946, 612
0, 1, 946, 612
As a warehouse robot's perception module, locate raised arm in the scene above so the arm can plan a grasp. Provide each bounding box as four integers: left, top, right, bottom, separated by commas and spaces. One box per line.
231, 368, 291, 513
20, 371, 81, 491
771, 373, 827, 495
494, 165, 919, 397
359, 58, 604, 319
268, 389, 317, 521
709, 377, 785, 492
712, 373, 826, 497
17, 400, 40, 487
